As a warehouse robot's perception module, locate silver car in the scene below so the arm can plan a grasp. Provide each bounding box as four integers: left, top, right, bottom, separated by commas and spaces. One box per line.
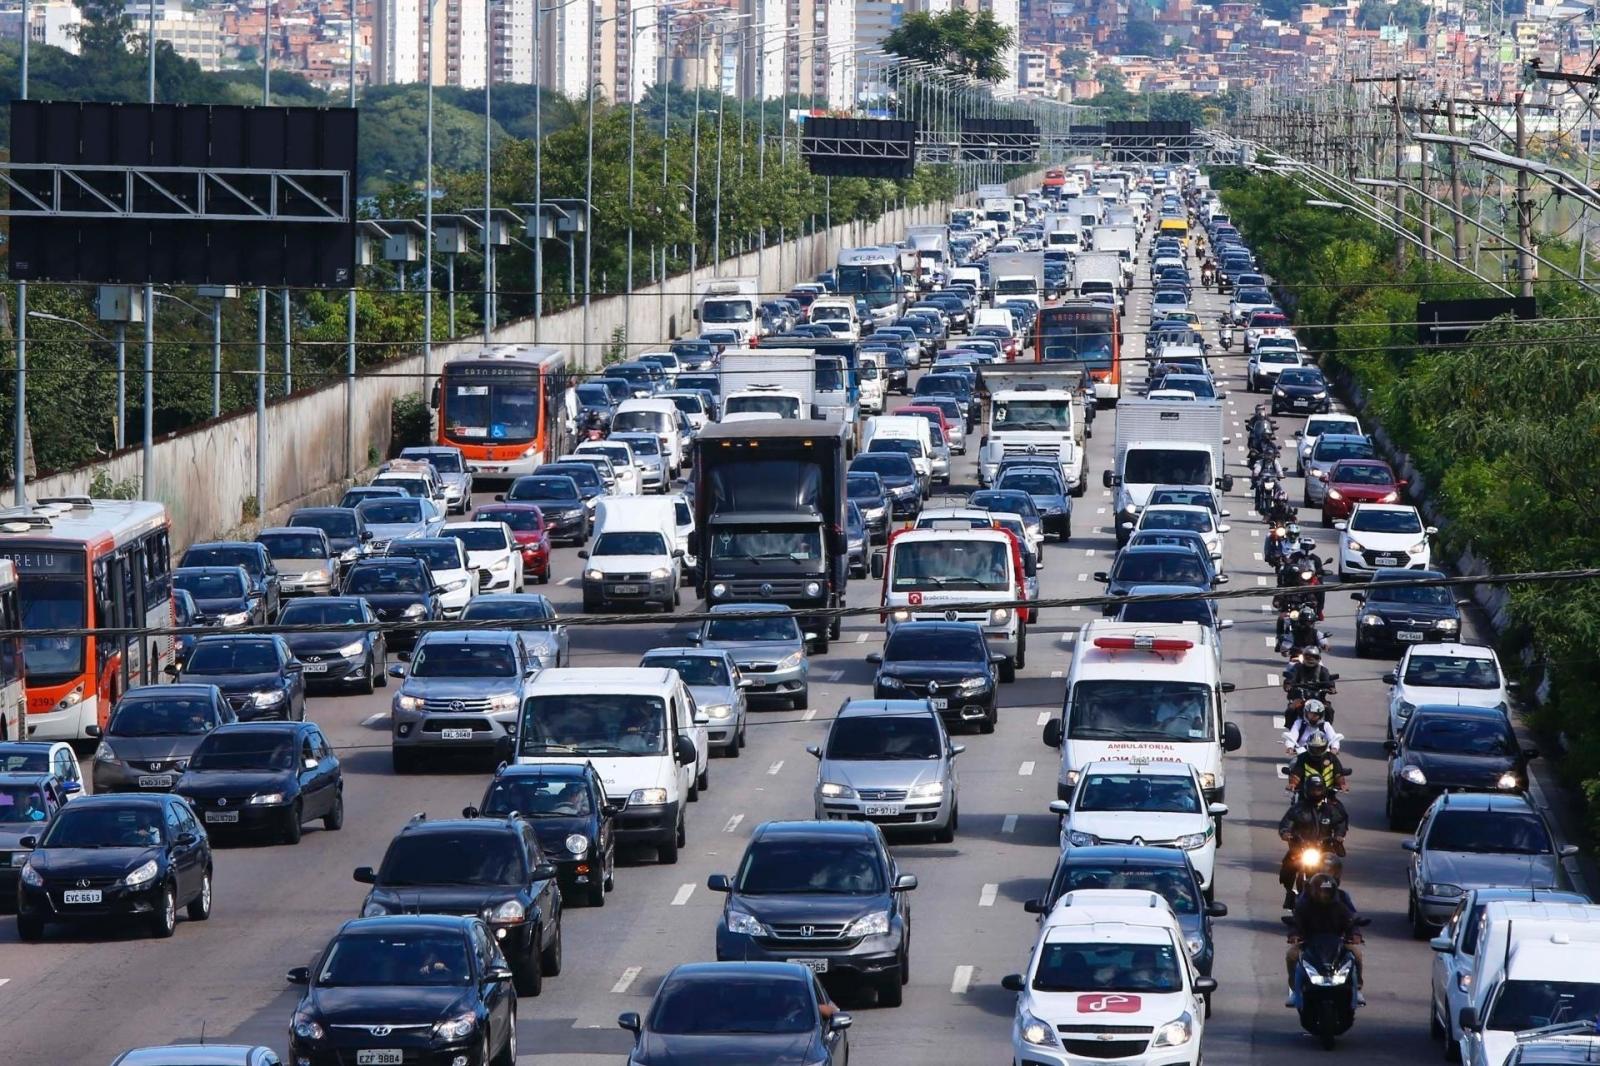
808, 698, 962, 841
1294, 413, 1362, 475
1302, 432, 1376, 507
399, 445, 474, 514
640, 647, 749, 755
256, 527, 339, 597
356, 496, 445, 551
89, 685, 236, 793
387, 630, 536, 772
692, 603, 811, 710
459, 593, 569, 670
610, 432, 669, 493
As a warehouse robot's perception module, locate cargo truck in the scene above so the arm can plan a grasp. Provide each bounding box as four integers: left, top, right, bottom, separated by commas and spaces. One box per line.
1072, 253, 1121, 302
694, 277, 762, 344
906, 225, 952, 290
1091, 225, 1139, 286
1104, 397, 1232, 546
989, 251, 1046, 315
719, 349, 815, 422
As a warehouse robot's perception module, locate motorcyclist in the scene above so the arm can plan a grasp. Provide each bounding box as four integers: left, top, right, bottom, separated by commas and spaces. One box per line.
1245, 404, 1273, 444
1287, 733, 1350, 794
1277, 776, 1349, 909
1264, 521, 1299, 568
1283, 699, 1341, 754
1283, 647, 1336, 699
1286, 873, 1365, 1007
1278, 603, 1325, 656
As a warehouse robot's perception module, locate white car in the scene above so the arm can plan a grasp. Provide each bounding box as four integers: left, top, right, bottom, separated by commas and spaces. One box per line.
1335, 503, 1435, 580
1247, 344, 1305, 391
561, 451, 633, 497
1386, 643, 1515, 739
387, 537, 477, 617
1050, 760, 1224, 891
443, 521, 523, 592
1132, 505, 1229, 572
576, 440, 643, 497
1294, 412, 1362, 475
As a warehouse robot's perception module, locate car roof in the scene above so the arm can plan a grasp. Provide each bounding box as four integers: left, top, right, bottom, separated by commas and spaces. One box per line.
836, 698, 941, 719
175, 565, 249, 575
119, 683, 220, 699
1404, 642, 1497, 661
187, 541, 261, 551
644, 646, 730, 660
342, 914, 475, 935
666, 961, 813, 982
888, 620, 986, 636
1433, 791, 1536, 812
66, 792, 171, 809
1370, 567, 1444, 583
397, 816, 520, 837
213, 720, 305, 733
1081, 758, 1196, 778
494, 762, 591, 780
752, 819, 880, 843
415, 629, 520, 645
1349, 503, 1418, 516
259, 526, 321, 537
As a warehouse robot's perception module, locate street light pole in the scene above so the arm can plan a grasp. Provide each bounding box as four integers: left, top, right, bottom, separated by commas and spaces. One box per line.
423, 0, 438, 388
11, 0, 25, 504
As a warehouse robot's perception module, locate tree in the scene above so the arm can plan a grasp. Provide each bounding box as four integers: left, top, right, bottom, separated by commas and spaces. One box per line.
1123, 20, 1164, 56
882, 9, 1017, 84
72, 0, 133, 58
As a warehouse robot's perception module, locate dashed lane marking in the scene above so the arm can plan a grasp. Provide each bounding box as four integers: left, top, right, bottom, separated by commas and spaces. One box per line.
1267, 671, 1281, 687
361, 712, 389, 727
1254, 552, 1264, 561
723, 814, 744, 833
1250, 529, 1259, 537
979, 883, 999, 907
1019, 761, 1036, 776
1050, 670, 1064, 678
952, 965, 974, 995
1084, 548, 1096, 557
611, 967, 642, 994
1036, 711, 1050, 726
802, 707, 818, 722
1263, 636, 1276, 649
1002, 814, 1018, 834
768, 760, 784, 775
671, 884, 695, 906
855, 632, 868, 643
1077, 573, 1088, 582
1257, 576, 1269, 586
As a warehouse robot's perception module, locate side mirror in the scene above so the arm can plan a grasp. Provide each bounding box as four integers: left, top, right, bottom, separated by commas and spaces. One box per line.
950, 744, 966, 756
1523, 747, 1541, 760
1193, 976, 1219, 995
806, 744, 823, 759
1333, 521, 1348, 531
577, 550, 590, 559
1207, 900, 1229, 917
486, 964, 515, 982
1217, 524, 1231, 534
1382, 671, 1398, 685
462, 805, 480, 818
62, 780, 82, 795
830, 1011, 853, 1032
1401, 838, 1419, 852
1042, 719, 1063, 748
1560, 844, 1581, 857
1208, 803, 1228, 816
19, 834, 37, 849
864, 652, 883, 665
286, 966, 311, 985
617, 1010, 642, 1035
674, 735, 696, 765
1213, 574, 1231, 585
1048, 799, 1070, 815
353, 866, 377, 884
1222, 722, 1242, 752
1221, 475, 1236, 492
1430, 935, 1454, 954
1458, 1007, 1480, 1033
493, 494, 506, 503
1219, 619, 1234, 630
1220, 681, 1236, 694
1093, 571, 1109, 582
893, 873, 918, 892
1383, 740, 1398, 755
387, 664, 407, 679
1425, 526, 1438, 536
707, 872, 732, 892
1351, 592, 1366, 602
84, 724, 101, 738
1001, 973, 1026, 993
533, 863, 558, 881
175, 832, 199, 847
736, 675, 754, 688
989, 651, 1008, 666
1023, 898, 1047, 914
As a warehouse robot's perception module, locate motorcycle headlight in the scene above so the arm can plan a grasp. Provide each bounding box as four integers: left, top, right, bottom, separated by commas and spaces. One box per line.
566, 833, 590, 856
1299, 847, 1323, 869
1067, 830, 1100, 847
488, 898, 526, 924
94, 741, 118, 763
253, 689, 286, 708
20, 862, 43, 886
1424, 882, 1464, 899
990, 607, 1012, 625
907, 781, 945, 800
1019, 1011, 1059, 1049
1151, 1012, 1194, 1048
219, 611, 250, 627
403, 603, 428, 619
778, 651, 804, 671
1401, 765, 1427, 786
1175, 831, 1209, 850
629, 788, 669, 805
336, 640, 366, 657
846, 911, 891, 938
292, 1013, 325, 1041
248, 792, 286, 805
1497, 771, 1521, 790
123, 858, 160, 887
584, 569, 605, 582
819, 782, 858, 799
726, 909, 769, 937
702, 703, 732, 719
361, 898, 391, 917
432, 1011, 477, 1042
649, 568, 671, 581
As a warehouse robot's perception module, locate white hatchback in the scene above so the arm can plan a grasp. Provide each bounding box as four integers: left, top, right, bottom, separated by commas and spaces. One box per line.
1335, 503, 1435, 580
1051, 760, 1224, 891
1385, 643, 1515, 739
443, 521, 523, 592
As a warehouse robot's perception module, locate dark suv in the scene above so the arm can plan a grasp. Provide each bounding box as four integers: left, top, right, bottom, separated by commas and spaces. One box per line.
868, 621, 1000, 732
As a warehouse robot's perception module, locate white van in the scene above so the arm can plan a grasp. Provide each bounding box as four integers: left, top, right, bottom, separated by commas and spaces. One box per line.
807, 298, 861, 340
1043, 620, 1241, 805
857, 350, 885, 415
974, 307, 1016, 334
580, 497, 683, 612
863, 414, 934, 484
1456, 902, 1600, 1064
515, 667, 704, 863
611, 398, 687, 476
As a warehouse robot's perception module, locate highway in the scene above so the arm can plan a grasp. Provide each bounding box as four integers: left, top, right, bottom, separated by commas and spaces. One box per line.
0, 226, 1574, 1065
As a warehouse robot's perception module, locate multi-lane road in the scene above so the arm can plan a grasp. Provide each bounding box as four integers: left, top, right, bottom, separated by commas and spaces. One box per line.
0, 226, 1581, 1065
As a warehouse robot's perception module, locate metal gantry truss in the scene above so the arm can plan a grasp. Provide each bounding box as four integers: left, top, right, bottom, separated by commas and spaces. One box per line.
911, 129, 1209, 164
0, 162, 352, 223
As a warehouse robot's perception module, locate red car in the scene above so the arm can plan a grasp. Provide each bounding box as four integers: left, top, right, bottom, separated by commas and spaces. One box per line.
471, 503, 552, 583
1320, 459, 1404, 524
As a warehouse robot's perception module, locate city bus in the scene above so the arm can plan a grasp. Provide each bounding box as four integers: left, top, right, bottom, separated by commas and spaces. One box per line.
433, 345, 571, 482
836, 246, 904, 329
1034, 301, 1122, 403
0, 497, 175, 740
0, 560, 21, 740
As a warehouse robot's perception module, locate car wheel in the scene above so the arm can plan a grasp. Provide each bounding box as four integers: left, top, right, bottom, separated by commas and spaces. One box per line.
934, 804, 957, 844
659, 825, 681, 865
360, 658, 376, 695
493, 1006, 517, 1066
324, 790, 345, 831
537, 566, 550, 585
391, 747, 417, 774
541, 919, 563, 976
1015, 627, 1027, 670
587, 868, 607, 907
792, 686, 810, 711
150, 882, 178, 938
1302, 488, 1313, 508
282, 800, 304, 845
1430, 1003, 1445, 1041
877, 969, 904, 1007
1411, 892, 1434, 939
375, 653, 388, 687
1000, 657, 1017, 684
979, 704, 996, 735
513, 939, 543, 996
16, 914, 44, 941
696, 766, 709, 793
582, 593, 600, 613
187, 869, 213, 920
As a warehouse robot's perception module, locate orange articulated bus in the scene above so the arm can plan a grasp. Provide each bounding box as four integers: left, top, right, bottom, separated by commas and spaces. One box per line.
433, 345, 571, 481
1034, 301, 1122, 404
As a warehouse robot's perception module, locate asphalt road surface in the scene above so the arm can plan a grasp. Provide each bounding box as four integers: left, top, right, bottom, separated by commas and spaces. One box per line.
0, 229, 1579, 1065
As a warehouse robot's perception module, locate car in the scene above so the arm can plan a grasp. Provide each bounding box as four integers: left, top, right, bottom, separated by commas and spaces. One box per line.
398, 445, 474, 514
386, 536, 479, 617
620, 961, 852, 1065
176, 721, 344, 844
255, 527, 339, 598
1131, 504, 1229, 569
534, 461, 608, 513
287, 506, 373, 561
671, 337, 716, 370
808, 697, 961, 841
277, 597, 387, 693
1385, 705, 1538, 829
108, 1046, 283, 1066
577, 520, 681, 614
846, 501, 867, 578
339, 485, 407, 511
1270, 366, 1331, 415
285, 915, 519, 1064
642, 646, 749, 757
0, 740, 83, 798
692, 603, 810, 709
439, 521, 520, 593
469, 504, 551, 584
1152, 288, 1190, 317
849, 453, 922, 518
388, 630, 535, 772
354, 814, 563, 994
1246, 342, 1305, 392
1386, 643, 1517, 739
868, 621, 1001, 733
173, 566, 266, 629
608, 361, 661, 398
1335, 503, 1435, 579
1152, 373, 1221, 401
1320, 458, 1404, 524
338, 556, 442, 653
89, 684, 235, 793
994, 462, 1071, 539
180, 542, 281, 622
1095, 544, 1223, 613
709, 820, 916, 1005
1053, 759, 1224, 893
15, 792, 213, 940
460, 593, 569, 670
1229, 285, 1277, 324
914, 373, 977, 429
173, 636, 306, 722
574, 382, 618, 431
562, 450, 632, 497
847, 470, 891, 542
469, 761, 616, 907
0, 771, 66, 902
609, 431, 670, 491
1351, 568, 1464, 657
1303, 432, 1377, 505
1026, 845, 1228, 977
354, 496, 445, 551
970, 488, 1046, 558
1404, 792, 1576, 935
500, 475, 591, 546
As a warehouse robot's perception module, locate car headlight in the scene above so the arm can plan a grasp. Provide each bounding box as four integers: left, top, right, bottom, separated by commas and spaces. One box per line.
1067, 830, 1100, 847
336, 640, 366, 657
403, 603, 427, 619
702, 703, 732, 720
711, 583, 728, 597
1361, 614, 1384, 626
629, 788, 668, 805
1019, 1011, 1059, 1049
1438, 618, 1458, 631
845, 911, 890, 938
804, 580, 823, 598
123, 858, 160, 888
1121, 503, 1137, 515
566, 833, 590, 856
726, 909, 769, 936
1272, 387, 1286, 396
94, 741, 118, 763
248, 792, 286, 805
1347, 539, 1365, 552
491, 557, 510, 571
819, 782, 858, 799
489, 693, 519, 712
990, 607, 1011, 625
877, 674, 905, 690
19, 862, 43, 886
646, 568, 670, 581
1185, 933, 1206, 956
1424, 882, 1464, 899
778, 651, 804, 671
584, 568, 605, 582
442, 578, 470, 593
488, 898, 526, 924
1175, 831, 1209, 850
907, 781, 945, 800
396, 694, 424, 712
1151, 1012, 1195, 1048
292, 1013, 325, 1041
361, 899, 391, 917
219, 611, 250, 627
1327, 489, 1343, 501
959, 676, 989, 692
1497, 771, 1521, 790
1380, 491, 1399, 503
1409, 541, 1430, 556
1400, 764, 1428, 786
253, 689, 286, 707
433, 1011, 477, 1042
891, 609, 911, 622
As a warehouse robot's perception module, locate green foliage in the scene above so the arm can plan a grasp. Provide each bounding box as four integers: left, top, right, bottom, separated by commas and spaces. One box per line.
1357, 0, 1432, 29
882, 10, 1017, 83
88, 470, 140, 499
602, 327, 627, 366
389, 394, 432, 456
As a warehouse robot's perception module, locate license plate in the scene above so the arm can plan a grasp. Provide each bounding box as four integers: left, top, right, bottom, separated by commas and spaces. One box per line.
1292, 399, 1309, 407
864, 804, 902, 817
787, 957, 830, 973
137, 775, 173, 788
612, 584, 640, 594
1397, 630, 1425, 642
930, 698, 949, 710
205, 810, 240, 824
356, 1052, 403, 1066
440, 728, 474, 740
63, 889, 102, 904
1375, 556, 1400, 566
302, 662, 329, 673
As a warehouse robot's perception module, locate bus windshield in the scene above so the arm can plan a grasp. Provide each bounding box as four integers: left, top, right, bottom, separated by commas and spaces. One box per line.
18, 573, 86, 682
837, 262, 899, 309
443, 372, 539, 443
1039, 314, 1115, 368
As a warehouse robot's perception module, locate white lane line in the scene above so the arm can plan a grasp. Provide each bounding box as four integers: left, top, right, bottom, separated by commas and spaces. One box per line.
1071, 604, 1082, 611
1050, 669, 1064, 678
360, 712, 388, 727
822, 669, 845, 682
768, 760, 784, 775
561, 577, 579, 587
724, 813, 744, 833
1019, 761, 1036, 776
1002, 814, 1019, 834
979, 883, 999, 908
1250, 528, 1260, 537
1257, 575, 1269, 586
1263, 636, 1276, 649
1096, 507, 1106, 515
671, 883, 695, 906
1077, 572, 1088, 582
802, 707, 818, 722
1254, 552, 1264, 561
0, 978, 9, 989
1101, 490, 1111, 498
1084, 548, 1096, 557
1267, 671, 1280, 686
1036, 711, 1050, 726
611, 967, 642, 994
855, 632, 868, 643
952, 965, 974, 995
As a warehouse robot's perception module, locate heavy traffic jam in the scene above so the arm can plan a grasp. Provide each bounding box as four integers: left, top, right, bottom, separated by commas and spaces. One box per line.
0, 162, 1592, 1066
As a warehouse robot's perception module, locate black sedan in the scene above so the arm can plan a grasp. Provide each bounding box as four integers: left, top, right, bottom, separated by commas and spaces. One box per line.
173, 566, 266, 629
15, 792, 212, 940
88, 683, 235, 793
1270, 366, 1332, 415
620, 962, 851, 1065
846, 471, 891, 542
175, 721, 344, 844
339, 557, 442, 652
180, 541, 282, 622
502, 475, 590, 545
1385, 705, 1537, 829
468, 761, 616, 907
849, 454, 921, 518
1095, 544, 1222, 611
277, 596, 388, 692
287, 915, 517, 1065
354, 817, 562, 996
870, 621, 1001, 731
1351, 568, 1465, 657
174, 635, 307, 721
287, 506, 373, 561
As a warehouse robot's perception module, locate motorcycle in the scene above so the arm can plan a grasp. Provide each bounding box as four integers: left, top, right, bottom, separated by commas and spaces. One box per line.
1283, 722, 1344, 756
1201, 263, 1216, 289
1283, 679, 1340, 727
1219, 321, 1234, 350
1282, 918, 1370, 1049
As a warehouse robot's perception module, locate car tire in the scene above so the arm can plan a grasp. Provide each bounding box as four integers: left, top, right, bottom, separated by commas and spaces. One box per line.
187, 869, 213, 921
537, 567, 550, 585
696, 767, 709, 793
659, 825, 681, 865
391, 747, 417, 774
324, 790, 345, 831
979, 705, 996, 735
1430, 1004, 1445, 1042
588, 867, 607, 907
1015, 627, 1027, 670
150, 882, 178, 938
540, 920, 564, 976
360, 659, 376, 695
493, 1007, 517, 1066
16, 914, 43, 941
1000, 657, 1017, 684
1410, 892, 1435, 940
582, 593, 600, 613
793, 687, 810, 711
934, 805, 957, 844
877, 970, 904, 1007
282, 801, 304, 845
1302, 488, 1313, 507
375, 656, 388, 688
513, 941, 543, 996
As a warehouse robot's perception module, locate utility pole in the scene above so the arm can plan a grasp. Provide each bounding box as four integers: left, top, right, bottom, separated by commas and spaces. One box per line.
1515, 88, 1534, 298
1393, 73, 1406, 269
1447, 98, 1466, 265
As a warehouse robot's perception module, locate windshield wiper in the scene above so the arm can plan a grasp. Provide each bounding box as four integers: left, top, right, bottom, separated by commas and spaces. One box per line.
520, 742, 578, 753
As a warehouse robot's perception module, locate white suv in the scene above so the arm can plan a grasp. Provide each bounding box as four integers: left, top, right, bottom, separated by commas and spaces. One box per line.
1385, 643, 1515, 738
443, 521, 523, 592
1335, 503, 1435, 580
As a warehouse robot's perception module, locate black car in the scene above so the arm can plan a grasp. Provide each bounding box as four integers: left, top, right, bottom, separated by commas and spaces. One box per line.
574, 383, 617, 430
1026, 844, 1227, 977
849, 453, 921, 518
355, 816, 563, 995
339, 557, 442, 651
620, 962, 851, 1065
501, 474, 589, 545
172, 588, 198, 666
869, 621, 1002, 729
710, 820, 916, 1005
1351, 568, 1466, 657
468, 762, 615, 907
1095, 544, 1221, 611
287, 915, 518, 1064
277, 597, 388, 692
173, 566, 266, 629
0, 772, 65, 907
176, 721, 343, 844
1384, 705, 1537, 829
181, 542, 281, 622
1270, 366, 1331, 415
15, 792, 212, 940
175, 635, 307, 721
913, 373, 977, 429
846, 471, 891, 541
532, 462, 606, 513
288, 506, 373, 560
88, 683, 236, 793
592, 375, 634, 406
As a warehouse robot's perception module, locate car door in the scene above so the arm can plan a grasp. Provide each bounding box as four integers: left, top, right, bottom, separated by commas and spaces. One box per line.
165, 800, 201, 900
472, 923, 514, 1041
1432, 899, 1469, 1034
815, 976, 846, 1062
309, 727, 341, 818
588, 767, 614, 870
297, 731, 331, 819
53, 745, 82, 796
668, 692, 694, 797
260, 551, 282, 620
520, 822, 560, 944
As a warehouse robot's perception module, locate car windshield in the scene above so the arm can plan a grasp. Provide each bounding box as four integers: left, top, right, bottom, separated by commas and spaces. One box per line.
359, 499, 427, 524
476, 509, 543, 532
1055, 864, 1199, 914
1315, 438, 1374, 462
292, 512, 358, 537
1427, 810, 1551, 854
1485, 980, 1600, 1031
916, 376, 968, 399
1032, 942, 1182, 993
43, 805, 167, 847
1113, 551, 1208, 585
446, 527, 508, 552
182, 546, 260, 575
705, 615, 801, 643
1350, 509, 1422, 535
891, 540, 1011, 591
509, 478, 579, 502
461, 600, 554, 627
642, 654, 730, 687
174, 571, 246, 599
0, 748, 48, 773
970, 491, 1037, 518
708, 527, 822, 563
1409, 717, 1514, 756
316, 932, 473, 986
851, 454, 913, 479
736, 839, 885, 894
649, 974, 815, 1035
1069, 680, 1214, 741
345, 565, 427, 594
1142, 510, 1211, 534
1277, 369, 1323, 387
1333, 464, 1395, 486
884, 627, 987, 662
411, 642, 517, 678
542, 465, 601, 489
1403, 655, 1501, 689
389, 543, 463, 570
593, 532, 669, 556
1305, 418, 1358, 439
109, 695, 221, 736
189, 730, 297, 770
0, 784, 49, 823
993, 397, 1072, 431
518, 694, 669, 756
1368, 579, 1451, 605
381, 831, 526, 886
617, 435, 660, 456
186, 641, 279, 675
827, 715, 942, 760
258, 532, 328, 559
482, 776, 593, 818
1078, 773, 1202, 814
996, 471, 1063, 496
577, 385, 612, 405
848, 476, 884, 501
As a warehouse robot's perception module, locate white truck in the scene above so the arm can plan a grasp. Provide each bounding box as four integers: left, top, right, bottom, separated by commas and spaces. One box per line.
989, 251, 1046, 315
905, 224, 951, 290
1072, 252, 1121, 303
978, 384, 1088, 495
1104, 397, 1232, 546
1065, 196, 1105, 237
719, 348, 816, 421
1091, 225, 1139, 287
981, 195, 1015, 236
694, 277, 762, 344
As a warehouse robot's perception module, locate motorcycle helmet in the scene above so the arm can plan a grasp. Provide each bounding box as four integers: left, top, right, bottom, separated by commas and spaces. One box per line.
1297, 605, 1316, 624
1310, 873, 1338, 903
1305, 732, 1330, 753
1303, 775, 1329, 800
1302, 699, 1326, 720
1302, 647, 1322, 663
1286, 522, 1300, 537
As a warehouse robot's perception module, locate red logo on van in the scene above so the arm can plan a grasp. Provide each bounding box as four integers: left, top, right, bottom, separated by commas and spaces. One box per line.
908, 592, 923, 606
1077, 994, 1141, 1013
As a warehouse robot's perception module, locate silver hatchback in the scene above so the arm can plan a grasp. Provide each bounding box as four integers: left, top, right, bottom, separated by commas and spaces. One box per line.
692, 604, 811, 710
641, 647, 750, 754
808, 699, 962, 842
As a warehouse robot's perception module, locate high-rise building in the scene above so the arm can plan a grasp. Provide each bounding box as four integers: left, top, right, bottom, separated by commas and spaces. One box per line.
428, 0, 489, 87
539, 0, 590, 96
589, 0, 660, 103
492, 0, 536, 83
854, 0, 902, 98
738, 0, 788, 101
778, 0, 854, 109
374, 0, 422, 83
